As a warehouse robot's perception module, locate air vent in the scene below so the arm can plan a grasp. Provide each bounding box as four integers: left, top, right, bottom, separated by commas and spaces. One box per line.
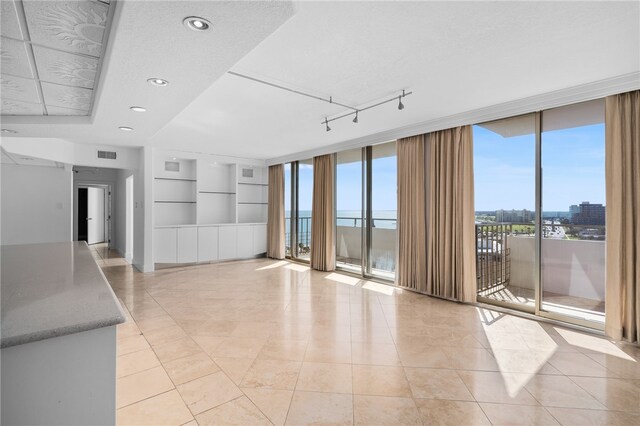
165, 161, 180, 172
242, 168, 254, 178
98, 150, 117, 159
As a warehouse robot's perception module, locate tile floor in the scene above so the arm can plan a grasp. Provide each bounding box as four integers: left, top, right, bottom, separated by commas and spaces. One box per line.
94, 246, 640, 425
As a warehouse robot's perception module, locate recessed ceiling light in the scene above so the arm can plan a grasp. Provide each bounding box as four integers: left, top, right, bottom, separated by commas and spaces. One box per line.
183, 16, 212, 32
1, 129, 18, 134
147, 78, 169, 87
130, 106, 147, 112
119, 126, 134, 131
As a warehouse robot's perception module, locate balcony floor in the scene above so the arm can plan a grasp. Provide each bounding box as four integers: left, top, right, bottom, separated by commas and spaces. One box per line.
480, 284, 605, 323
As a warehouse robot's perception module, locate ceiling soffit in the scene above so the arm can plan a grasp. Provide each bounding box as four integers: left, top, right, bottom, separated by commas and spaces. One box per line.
1, 0, 114, 117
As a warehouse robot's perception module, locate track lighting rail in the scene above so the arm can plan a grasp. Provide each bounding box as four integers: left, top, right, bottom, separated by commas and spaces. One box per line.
227, 70, 411, 132
321, 90, 412, 125
228, 71, 358, 111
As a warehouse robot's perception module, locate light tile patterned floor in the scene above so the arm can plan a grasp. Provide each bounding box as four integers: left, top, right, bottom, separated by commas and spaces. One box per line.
93, 246, 640, 425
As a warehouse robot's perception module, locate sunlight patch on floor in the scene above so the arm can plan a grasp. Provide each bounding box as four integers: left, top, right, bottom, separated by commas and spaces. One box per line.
285, 263, 310, 272
324, 272, 360, 286
256, 260, 288, 270
554, 327, 634, 360
362, 281, 395, 295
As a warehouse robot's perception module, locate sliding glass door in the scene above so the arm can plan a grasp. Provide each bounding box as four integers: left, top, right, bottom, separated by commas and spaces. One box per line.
293, 159, 313, 261
368, 141, 397, 278
474, 99, 606, 329
540, 100, 605, 326
336, 149, 363, 271
284, 163, 292, 257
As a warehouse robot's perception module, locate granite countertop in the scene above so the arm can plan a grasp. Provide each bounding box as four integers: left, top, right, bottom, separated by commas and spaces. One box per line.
1, 242, 126, 349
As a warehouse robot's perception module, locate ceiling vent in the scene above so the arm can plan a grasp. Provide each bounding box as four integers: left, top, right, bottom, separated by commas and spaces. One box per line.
97, 150, 117, 160
165, 161, 180, 172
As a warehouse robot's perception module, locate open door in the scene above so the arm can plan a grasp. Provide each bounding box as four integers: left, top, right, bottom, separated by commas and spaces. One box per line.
87, 187, 105, 245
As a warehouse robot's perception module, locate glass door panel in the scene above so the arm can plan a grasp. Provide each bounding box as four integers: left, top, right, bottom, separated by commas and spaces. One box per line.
295, 159, 313, 261
336, 149, 363, 272
540, 99, 605, 326
284, 163, 292, 257
474, 114, 537, 311
369, 141, 397, 279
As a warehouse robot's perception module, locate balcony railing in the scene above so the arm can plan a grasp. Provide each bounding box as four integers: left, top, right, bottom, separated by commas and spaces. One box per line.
476, 223, 511, 293
285, 216, 396, 270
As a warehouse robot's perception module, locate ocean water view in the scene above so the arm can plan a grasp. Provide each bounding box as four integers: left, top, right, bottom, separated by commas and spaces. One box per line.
285, 210, 397, 246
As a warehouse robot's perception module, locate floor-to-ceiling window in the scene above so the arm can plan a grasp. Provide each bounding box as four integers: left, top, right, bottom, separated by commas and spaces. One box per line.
336, 149, 363, 271
285, 142, 397, 281
474, 99, 606, 329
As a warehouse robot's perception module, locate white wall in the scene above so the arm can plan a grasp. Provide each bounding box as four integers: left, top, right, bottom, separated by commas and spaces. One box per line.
114, 169, 134, 259
1, 137, 140, 170
508, 235, 606, 301
1, 164, 73, 245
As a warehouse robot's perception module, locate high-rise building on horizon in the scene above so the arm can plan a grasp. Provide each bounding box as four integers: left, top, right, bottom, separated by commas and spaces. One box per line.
495, 209, 533, 223
570, 201, 605, 225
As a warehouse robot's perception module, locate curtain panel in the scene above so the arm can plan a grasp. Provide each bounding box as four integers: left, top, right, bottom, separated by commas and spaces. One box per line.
605, 90, 640, 344
397, 135, 428, 291
267, 164, 285, 259
310, 154, 336, 271
425, 126, 476, 303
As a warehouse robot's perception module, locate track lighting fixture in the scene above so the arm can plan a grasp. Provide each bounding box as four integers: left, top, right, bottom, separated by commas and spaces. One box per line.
226, 71, 411, 132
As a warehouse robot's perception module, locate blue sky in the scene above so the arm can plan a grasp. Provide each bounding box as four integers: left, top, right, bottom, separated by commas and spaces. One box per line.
285, 121, 604, 214
474, 123, 605, 212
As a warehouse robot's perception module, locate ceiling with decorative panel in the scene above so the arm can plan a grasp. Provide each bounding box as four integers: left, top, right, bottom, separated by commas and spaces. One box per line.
1, 0, 113, 116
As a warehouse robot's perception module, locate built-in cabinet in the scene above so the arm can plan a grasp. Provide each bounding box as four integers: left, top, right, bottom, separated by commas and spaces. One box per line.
154, 224, 267, 264
153, 154, 269, 265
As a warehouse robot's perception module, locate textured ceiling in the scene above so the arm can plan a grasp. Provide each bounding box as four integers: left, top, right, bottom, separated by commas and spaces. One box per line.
152, 1, 640, 160
1, 0, 295, 144
1, 0, 113, 116
1, 1, 638, 161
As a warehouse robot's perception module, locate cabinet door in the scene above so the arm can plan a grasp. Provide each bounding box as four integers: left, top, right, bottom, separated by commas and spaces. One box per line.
253, 224, 267, 255
177, 227, 198, 263
218, 226, 238, 260
154, 228, 177, 263
237, 225, 254, 258
198, 227, 218, 262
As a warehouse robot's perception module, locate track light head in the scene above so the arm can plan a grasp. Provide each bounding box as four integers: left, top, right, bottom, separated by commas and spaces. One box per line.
398, 95, 404, 110
325, 118, 331, 132
352, 111, 358, 124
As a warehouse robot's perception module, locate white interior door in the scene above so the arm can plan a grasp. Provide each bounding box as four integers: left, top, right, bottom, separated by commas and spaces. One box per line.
87, 187, 105, 245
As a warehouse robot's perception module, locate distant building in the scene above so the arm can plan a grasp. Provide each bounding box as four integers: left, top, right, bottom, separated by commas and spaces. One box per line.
570, 201, 605, 225
495, 209, 533, 223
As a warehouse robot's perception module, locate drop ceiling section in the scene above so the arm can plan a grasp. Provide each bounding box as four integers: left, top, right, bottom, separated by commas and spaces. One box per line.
0, 0, 112, 116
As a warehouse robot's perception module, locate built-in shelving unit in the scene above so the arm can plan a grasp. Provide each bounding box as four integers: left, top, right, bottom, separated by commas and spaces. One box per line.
153, 154, 269, 266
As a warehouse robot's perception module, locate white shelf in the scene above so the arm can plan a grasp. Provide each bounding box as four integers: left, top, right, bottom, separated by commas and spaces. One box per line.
154, 154, 269, 263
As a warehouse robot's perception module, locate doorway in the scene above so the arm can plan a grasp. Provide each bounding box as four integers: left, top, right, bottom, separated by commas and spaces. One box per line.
77, 186, 109, 245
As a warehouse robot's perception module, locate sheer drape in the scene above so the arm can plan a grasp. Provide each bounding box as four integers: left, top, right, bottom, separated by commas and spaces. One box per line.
310, 154, 336, 271
397, 135, 428, 290
267, 164, 285, 259
425, 126, 476, 302
605, 90, 640, 343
